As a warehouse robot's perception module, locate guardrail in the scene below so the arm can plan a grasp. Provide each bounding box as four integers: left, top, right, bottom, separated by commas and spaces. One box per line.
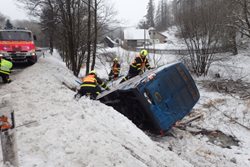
133, 47, 232, 55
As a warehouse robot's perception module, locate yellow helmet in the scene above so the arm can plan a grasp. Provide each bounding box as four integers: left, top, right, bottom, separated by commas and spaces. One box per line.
140, 49, 148, 57
89, 70, 96, 75
113, 57, 118, 62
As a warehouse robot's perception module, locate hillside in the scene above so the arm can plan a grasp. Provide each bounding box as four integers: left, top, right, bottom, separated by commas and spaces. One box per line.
0, 52, 192, 167
1, 26, 250, 166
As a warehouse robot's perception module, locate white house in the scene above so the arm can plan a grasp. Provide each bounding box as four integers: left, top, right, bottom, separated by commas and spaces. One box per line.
123, 28, 167, 48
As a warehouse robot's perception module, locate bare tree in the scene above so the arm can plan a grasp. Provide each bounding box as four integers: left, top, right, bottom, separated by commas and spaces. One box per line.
175, 0, 228, 76
91, 0, 98, 71
18, 0, 117, 76
216, 0, 240, 55
155, 0, 172, 31
40, 0, 58, 54
83, 0, 92, 75
146, 0, 155, 28
229, 0, 250, 38
16, 0, 59, 50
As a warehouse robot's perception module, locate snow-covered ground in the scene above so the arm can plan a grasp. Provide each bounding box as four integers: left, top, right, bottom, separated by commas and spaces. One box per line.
0, 51, 192, 167
1, 27, 250, 167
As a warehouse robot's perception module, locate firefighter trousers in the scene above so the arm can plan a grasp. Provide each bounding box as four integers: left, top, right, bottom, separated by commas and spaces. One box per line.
120, 67, 140, 83
78, 86, 102, 99
0, 73, 11, 83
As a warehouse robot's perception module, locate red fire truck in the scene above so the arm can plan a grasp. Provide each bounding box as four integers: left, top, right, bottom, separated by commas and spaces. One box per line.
0, 28, 37, 64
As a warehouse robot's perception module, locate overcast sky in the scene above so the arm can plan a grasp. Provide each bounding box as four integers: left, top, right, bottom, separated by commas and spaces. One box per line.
110, 0, 158, 27
0, 0, 28, 20
0, 0, 159, 26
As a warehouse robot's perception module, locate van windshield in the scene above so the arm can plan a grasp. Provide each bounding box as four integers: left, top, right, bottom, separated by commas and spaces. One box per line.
0, 31, 32, 41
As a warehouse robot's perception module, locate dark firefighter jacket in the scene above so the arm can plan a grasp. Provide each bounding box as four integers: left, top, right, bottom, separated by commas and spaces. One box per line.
112, 63, 121, 75
0, 59, 13, 75
81, 74, 109, 90
130, 55, 151, 72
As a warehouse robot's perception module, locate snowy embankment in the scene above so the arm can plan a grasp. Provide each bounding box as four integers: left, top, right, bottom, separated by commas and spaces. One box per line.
0, 52, 192, 167
100, 27, 250, 166
153, 50, 250, 167
103, 45, 250, 166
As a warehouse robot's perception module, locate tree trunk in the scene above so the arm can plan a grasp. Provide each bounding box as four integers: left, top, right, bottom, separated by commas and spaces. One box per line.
66, 0, 77, 75
243, 0, 250, 36
49, 35, 54, 55
86, 0, 92, 75
232, 30, 238, 55
91, 0, 97, 70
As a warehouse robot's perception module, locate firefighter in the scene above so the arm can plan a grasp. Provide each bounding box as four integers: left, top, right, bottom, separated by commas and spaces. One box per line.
120, 49, 151, 83
108, 57, 121, 81
76, 70, 110, 99
0, 54, 13, 83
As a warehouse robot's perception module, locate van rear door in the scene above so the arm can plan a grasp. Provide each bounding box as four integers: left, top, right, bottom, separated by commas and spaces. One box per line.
138, 63, 200, 131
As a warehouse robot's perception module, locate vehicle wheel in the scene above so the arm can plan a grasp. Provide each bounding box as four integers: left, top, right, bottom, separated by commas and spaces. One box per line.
28, 56, 37, 65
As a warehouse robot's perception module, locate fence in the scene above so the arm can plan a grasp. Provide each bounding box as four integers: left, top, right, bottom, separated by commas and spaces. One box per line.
132, 47, 232, 55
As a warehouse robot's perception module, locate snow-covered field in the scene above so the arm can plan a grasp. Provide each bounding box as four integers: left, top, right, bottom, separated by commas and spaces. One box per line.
0, 27, 250, 166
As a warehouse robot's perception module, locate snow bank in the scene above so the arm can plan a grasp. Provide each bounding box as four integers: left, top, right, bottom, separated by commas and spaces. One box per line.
0, 51, 191, 167
209, 53, 250, 82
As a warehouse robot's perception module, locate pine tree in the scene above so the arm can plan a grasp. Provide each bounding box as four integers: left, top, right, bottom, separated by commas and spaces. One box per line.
5, 19, 13, 29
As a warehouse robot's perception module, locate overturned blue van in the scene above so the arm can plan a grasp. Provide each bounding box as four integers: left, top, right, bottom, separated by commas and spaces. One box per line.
97, 62, 200, 134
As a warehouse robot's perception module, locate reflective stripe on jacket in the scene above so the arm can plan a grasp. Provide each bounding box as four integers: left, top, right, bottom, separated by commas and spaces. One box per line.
130, 55, 150, 71
81, 74, 108, 89
81, 74, 97, 88
0, 59, 13, 75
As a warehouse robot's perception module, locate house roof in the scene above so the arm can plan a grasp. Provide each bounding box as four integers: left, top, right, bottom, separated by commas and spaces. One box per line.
103, 36, 117, 48
105, 36, 116, 44
124, 28, 150, 40
155, 31, 167, 38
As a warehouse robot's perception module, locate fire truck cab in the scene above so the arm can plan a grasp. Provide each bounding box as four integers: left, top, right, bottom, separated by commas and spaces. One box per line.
0, 28, 37, 64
